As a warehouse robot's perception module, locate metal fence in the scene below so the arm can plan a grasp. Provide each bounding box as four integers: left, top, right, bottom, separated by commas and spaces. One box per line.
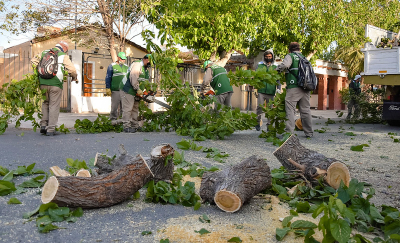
0, 51, 33, 87
0, 51, 71, 112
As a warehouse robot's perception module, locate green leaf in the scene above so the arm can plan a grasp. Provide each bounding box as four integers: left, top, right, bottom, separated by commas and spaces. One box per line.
291, 220, 317, 229
38, 222, 59, 233
282, 216, 293, 227
48, 207, 70, 222
2, 171, 14, 181
0, 180, 16, 195
176, 139, 191, 150
133, 191, 140, 199
276, 227, 291, 241
199, 214, 211, 223
345, 132, 356, 136
0, 165, 10, 176
227, 237, 242, 242
351, 145, 365, 152
160, 239, 170, 243
8, 197, 22, 204
330, 219, 351, 243
66, 158, 75, 167
18, 175, 45, 188
26, 163, 36, 172
141, 231, 152, 235
23, 205, 40, 219
194, 228, 210, 235
36, 215, 53, 227
296, 201, 311, 213
71, 207, 83, 217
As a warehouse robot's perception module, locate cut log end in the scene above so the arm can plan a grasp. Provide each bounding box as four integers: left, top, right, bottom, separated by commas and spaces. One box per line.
214, 190, 242, 213
326, 162, 350, 189
41, 176, 59, 204
50, 166, 71, 177
76, 169, 91, 177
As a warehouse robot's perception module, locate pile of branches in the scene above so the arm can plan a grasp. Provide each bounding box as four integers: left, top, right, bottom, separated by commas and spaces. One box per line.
139, 34, 258, 140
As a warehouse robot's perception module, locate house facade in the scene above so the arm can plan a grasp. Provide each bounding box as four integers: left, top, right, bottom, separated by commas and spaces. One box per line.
1, 28, 148, 113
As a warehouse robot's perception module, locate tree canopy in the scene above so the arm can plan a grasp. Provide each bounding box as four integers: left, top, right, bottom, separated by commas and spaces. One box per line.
144, 0, 400, 65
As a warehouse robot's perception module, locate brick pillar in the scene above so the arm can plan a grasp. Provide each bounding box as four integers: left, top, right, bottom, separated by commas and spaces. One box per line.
317, 74, 328, 110
329, 76, 342, 110
341, 77, 347, 110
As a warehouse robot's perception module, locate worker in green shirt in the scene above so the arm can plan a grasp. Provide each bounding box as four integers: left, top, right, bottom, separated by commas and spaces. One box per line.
105, 52, 129, 121
276, 42, 313, 138
201, 60, 233, 108
255, 49, 281, 131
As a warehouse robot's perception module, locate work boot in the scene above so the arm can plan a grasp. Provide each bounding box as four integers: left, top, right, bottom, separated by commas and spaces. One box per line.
255, 124, 261, 131
40, 126, 47, 134
123, 127, 137, 133
46, 131, 55, 136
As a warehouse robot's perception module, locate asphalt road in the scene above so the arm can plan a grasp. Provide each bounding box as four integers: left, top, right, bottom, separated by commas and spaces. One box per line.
1, 116, 400, 242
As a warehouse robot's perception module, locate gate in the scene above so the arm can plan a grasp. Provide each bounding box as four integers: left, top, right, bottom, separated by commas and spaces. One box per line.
82, 52, 113, 97
81, 53, 152, 97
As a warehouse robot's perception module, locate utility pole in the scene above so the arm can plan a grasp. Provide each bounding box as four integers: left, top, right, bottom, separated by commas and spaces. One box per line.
75, 0, 77, 49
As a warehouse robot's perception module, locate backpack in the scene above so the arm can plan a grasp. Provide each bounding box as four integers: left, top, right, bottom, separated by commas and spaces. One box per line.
290, 53, 317, 91
37, 49, 59, 79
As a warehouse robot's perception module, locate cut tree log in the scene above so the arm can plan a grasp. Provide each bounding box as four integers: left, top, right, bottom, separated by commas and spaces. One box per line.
50, 166, 71, 177
200, 155, 272, 213
95, 144, 175, 183
76, 169, 91, 177
273, 134, 350, 189
41, 154, 154, 208
146, 144, 175, 183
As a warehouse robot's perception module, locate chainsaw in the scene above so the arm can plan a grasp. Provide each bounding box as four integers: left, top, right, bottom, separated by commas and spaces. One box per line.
136, 90, 171, 109
200, 90, 215, 99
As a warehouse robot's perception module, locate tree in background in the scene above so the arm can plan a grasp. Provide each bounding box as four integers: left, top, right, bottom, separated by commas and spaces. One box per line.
144, 0, 270, 66
0, 0, 153, 61
250, 0, 400, 61
334, 45, 364, 79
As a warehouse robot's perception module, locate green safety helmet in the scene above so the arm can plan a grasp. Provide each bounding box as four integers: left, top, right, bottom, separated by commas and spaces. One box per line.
203, 60, 213, 70
118, 52, 127, 60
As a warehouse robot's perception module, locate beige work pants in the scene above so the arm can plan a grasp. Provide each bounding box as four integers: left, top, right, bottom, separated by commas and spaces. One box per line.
121, 92, 139, 129
40, 85, 62, 133
256, 93, 274, 124
285, 87, 313, 136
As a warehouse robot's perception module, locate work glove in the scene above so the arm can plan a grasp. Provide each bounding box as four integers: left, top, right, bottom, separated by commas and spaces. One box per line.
137, 89, 144, 96
105, 89, 112, 97
276, 89, 282, 94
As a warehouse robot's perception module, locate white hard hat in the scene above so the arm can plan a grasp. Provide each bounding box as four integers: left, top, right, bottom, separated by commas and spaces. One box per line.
354, 75, 361, 80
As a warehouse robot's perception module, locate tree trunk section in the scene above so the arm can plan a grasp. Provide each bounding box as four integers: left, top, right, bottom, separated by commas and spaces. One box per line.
95, 144, 174, 183
146, 144, 175, 183
273, 134, 350, 189
200, 155, 272, 213
41, 155, 153, 208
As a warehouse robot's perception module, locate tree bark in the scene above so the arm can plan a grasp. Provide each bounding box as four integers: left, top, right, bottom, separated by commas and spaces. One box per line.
146, 144, 175, 183
200, 155, 272, 213
273, 134, 350, 189
41, 154, 153, 208
95, 144, 174, 183
97, 0, 117, 62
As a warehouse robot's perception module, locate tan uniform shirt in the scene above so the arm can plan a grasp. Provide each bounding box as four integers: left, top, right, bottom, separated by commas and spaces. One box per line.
201, 68, 213, 90
129, 61, 143, 90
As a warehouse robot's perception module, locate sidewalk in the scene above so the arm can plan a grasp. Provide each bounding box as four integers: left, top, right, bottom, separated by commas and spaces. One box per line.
10, 109, 343, 130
